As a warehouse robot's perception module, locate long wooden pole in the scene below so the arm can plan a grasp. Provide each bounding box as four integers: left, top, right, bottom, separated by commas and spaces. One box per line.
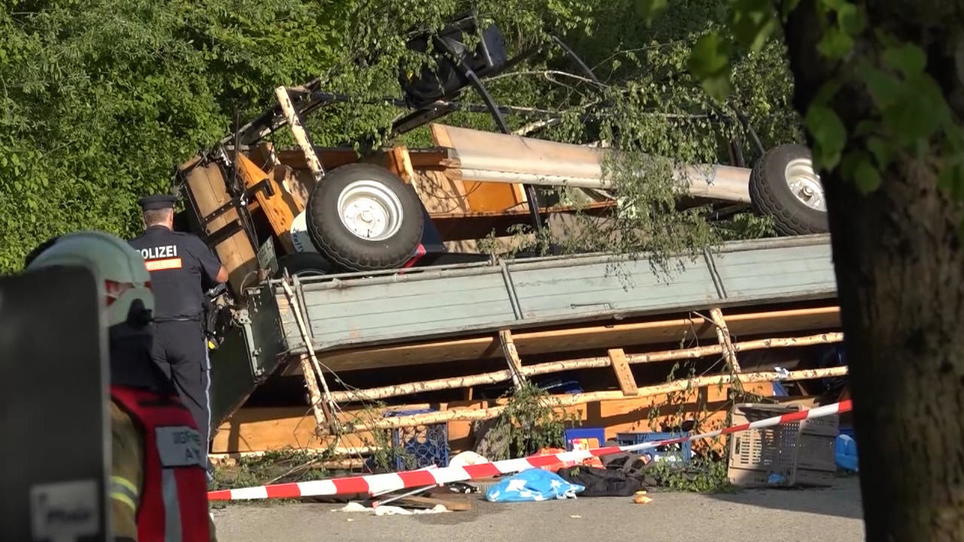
329, 332, 843, 403
710, 308, 742, 372
282, 280, 339, 433
345, 366, 849, 430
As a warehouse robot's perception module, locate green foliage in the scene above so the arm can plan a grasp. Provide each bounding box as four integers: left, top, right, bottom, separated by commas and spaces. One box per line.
0, 0, 344, 271
805, 105, 846, 169
648, 456, 735, 493
688, 33, 734, 99
687, 0, 964, 208
484, 382, 568, 459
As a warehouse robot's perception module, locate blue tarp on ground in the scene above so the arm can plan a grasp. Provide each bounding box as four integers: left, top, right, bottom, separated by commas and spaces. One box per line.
485, 469, 585, 502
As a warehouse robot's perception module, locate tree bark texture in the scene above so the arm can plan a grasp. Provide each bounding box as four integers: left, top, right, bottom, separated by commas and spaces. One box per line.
784, 3, 964, 539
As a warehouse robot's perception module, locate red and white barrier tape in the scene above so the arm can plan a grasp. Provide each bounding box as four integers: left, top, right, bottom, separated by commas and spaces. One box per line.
208, 399, 852, 501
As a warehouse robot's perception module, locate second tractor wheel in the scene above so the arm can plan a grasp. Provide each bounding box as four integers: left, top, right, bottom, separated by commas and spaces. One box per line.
306, 164, 424, 271
749, 144, 829, 235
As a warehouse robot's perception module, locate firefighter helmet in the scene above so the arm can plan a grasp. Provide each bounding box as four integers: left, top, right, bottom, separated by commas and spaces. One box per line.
26, 231, 153, 327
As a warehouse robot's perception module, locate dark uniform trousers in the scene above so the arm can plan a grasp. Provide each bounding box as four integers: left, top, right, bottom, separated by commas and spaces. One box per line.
152, 320, 210, 451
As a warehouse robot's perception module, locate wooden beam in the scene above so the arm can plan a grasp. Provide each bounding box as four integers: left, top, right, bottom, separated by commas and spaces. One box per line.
710, 308, 742, 373
295, 353, 327, 431
284, 306, 842, 375
608, 348, 638, 396
407, 147, 458, 169
280, 280, 339, 434
180, 160, 259, 294
275, 86, 324, 182
327, 332, 843, 403
348, 366, 849, 430
213, 385, 771, 454
498, 329, 526, 388
385, 146, 416, 184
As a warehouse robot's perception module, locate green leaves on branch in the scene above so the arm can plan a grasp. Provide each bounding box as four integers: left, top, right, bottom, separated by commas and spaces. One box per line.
804, 105, 846, 169
688, 32, 732, 100
812, 38, 958, 196
635, 0, 668, 24
685, 0, 779, 100
814, 0, 863, 60
728, 0, 778, 52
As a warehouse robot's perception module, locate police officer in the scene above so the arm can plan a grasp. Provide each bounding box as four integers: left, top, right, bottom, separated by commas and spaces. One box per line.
128, 195, 227, 470
26, 231, 214, 542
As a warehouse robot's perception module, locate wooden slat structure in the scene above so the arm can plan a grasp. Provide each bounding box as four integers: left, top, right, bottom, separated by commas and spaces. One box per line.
282, 306, 840, 375
212, 365, 846, 453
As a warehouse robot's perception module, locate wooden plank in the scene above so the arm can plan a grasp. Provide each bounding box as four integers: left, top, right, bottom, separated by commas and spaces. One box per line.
430, 123, 454, 148
407, 147, 457, 169
398, 493, 473, 511
710, 308, 742, 372
212, 380, 786, 454
608, 348, 638, 396
498, 329, 525, 388
283, 306, 841, 375
295, 353, 327, 431
353, 366, 848, 430
211, 403, 435, 453
321, 327, 848, 403
275, 86, 324, 182
384, 146, 416, 184
181, 159, 259, 294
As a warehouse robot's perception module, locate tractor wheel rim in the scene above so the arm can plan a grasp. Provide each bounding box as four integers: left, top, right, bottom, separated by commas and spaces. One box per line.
784, 158, 827, 212
336, 180, 404, 241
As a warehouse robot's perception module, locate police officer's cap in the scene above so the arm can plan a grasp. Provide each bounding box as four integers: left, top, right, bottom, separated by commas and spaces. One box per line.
138, 194, 177, 211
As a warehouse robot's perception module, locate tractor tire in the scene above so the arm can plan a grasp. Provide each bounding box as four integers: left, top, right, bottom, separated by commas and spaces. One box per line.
306, 164, 424, 271
274, 252, 338, 279
749, 144, 829, 235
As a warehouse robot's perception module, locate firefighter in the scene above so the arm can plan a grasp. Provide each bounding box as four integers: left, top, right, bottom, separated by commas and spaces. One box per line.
128, 194, 228, 469
26, 231, 213, 542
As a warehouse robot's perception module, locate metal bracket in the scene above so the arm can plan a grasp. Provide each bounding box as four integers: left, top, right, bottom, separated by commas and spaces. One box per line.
499, 260, 523, 320
236, 309, 265, 379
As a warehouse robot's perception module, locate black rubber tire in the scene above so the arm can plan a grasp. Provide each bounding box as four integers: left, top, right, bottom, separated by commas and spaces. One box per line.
749, 144, 829, 235
274, 252, 338, 278
306, 164, 424, 271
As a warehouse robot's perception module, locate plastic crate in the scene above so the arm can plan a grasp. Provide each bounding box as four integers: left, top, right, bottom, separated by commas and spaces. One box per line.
385, 409, 450, 471
727, 403, 837, 487
615, 432, 692, 463
564, 427, 605, 451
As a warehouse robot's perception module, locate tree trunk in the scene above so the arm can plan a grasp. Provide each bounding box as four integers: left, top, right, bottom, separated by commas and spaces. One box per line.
784, 3, 964, 539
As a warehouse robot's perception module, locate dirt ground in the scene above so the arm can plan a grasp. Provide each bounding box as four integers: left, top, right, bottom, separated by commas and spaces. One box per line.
212, 476, 864, 542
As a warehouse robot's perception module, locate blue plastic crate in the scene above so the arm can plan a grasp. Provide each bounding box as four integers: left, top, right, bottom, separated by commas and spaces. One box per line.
385, 409, 450, 471
616, 431, 692, 463
564, 427, 605, 451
